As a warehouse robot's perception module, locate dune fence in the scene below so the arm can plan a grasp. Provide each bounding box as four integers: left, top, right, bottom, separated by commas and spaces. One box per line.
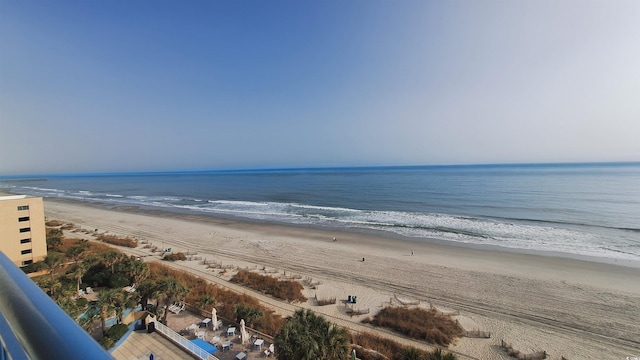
314, 293, 336, 306
393, 294, 420, 306
500, 339, 546, 359
463, 329, 491, 338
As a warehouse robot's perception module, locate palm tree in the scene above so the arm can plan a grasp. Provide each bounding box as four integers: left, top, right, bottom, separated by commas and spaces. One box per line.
101, 250, 125, 274
154, 278, 190, 325
46, 228, 63, 251
122, 258, 150, 285
113, 292, 136, 324
67, 261, 89, 293
55, 280, 78, 301
37, 277, 62, 297
135, 280, 156, 311
56, 297, 85, 319
40, 253, 65, 282
197, 294, 216, 311
321, 324, 349, 359
97, 289, 121, 334
65, 240, 90, 265
275, 309, 348, 360
233, 303, 263, 327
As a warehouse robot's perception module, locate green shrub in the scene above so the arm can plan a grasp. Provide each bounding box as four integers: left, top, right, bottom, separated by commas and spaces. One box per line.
99, 335, 115, 349
99, 323, 129, 349
109, 273, 130, 288
21, 262, 40, 274
106, 323, 129, 340
76, 297, 89, 307
83, 264, 111, 288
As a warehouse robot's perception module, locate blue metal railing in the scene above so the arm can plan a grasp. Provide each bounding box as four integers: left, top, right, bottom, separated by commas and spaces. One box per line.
0, 251, 111, 360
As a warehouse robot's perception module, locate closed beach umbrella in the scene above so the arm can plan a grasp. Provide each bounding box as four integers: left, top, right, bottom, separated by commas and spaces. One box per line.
240, 319, 249, 344
211, 307, 218, 330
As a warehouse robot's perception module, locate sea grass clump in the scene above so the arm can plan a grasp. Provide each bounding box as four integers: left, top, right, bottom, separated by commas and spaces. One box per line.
231, 270, 307, 303
363, 307, 463, 346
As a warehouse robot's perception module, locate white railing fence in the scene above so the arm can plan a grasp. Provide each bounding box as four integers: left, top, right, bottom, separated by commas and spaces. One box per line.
152, 321, 219, 360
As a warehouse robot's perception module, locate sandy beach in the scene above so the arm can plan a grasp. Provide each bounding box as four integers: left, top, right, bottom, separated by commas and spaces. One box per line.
42, 198, 640, 360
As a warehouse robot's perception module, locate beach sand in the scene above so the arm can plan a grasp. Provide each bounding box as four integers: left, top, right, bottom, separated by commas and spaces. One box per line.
43, 199, 640, 360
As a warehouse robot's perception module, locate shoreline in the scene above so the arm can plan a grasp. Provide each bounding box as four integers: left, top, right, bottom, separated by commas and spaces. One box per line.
4, 186, 639, 268
47, 195, 640, 273
8, 192, 640, 358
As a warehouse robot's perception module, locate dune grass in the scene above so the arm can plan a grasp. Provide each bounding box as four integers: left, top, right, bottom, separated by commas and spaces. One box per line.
162, 252, 187, 261
231, 270, 307, 303
363, 306, 463, 346
95, 234, 138, 248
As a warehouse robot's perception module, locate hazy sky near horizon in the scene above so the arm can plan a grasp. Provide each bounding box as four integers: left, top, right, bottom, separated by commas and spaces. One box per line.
1, 1, 640, 175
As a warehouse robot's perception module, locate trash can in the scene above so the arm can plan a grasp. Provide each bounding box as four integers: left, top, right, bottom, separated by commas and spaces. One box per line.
148, 322, 155, 333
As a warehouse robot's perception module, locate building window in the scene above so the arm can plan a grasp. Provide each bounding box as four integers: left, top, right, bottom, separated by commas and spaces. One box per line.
22, 260, 33, 266
19, 227, 31, 233
21, 249, 32, 255
21, 238, 32, 244
17, 205, 29, 211
18, 216, 30, 222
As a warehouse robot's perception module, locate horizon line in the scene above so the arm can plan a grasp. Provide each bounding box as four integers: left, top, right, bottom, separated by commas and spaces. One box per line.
2, 160, 640, 179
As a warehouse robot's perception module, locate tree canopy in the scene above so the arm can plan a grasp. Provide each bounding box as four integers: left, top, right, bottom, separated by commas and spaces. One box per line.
274, 309, 348, 360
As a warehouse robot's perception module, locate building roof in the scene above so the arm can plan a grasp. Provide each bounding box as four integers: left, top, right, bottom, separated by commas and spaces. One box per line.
0, 195, 30, 201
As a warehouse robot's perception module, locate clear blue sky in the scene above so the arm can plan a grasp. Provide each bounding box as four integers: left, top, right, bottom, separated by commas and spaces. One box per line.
1, 0, 639, 175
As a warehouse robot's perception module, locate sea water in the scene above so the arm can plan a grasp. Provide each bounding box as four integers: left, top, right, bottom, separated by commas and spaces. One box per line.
3, 163, 639, 264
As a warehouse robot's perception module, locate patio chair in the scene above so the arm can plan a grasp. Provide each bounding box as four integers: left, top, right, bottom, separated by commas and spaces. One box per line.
170, 301, 181, 311
171, 303, 185, 314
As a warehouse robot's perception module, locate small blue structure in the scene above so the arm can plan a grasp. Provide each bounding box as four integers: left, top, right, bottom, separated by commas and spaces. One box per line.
191, 338, 218, 354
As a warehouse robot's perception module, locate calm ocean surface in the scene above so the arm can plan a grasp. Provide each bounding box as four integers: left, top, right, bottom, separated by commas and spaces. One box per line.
3, 163, 640, 264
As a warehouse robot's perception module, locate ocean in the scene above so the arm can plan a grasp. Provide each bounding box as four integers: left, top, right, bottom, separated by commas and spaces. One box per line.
3, 163, 640, 264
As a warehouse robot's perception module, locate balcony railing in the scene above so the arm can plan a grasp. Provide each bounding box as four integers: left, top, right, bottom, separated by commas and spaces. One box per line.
0, 251, 111, 360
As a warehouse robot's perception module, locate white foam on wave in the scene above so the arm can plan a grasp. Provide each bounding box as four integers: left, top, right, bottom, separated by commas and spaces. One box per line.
208, 200, 270, 207
289, 203, 360, 213
355, 211, 640, 261
126, 195, 181, 202
24, 186, 65, 193
12, 183, 638, 262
